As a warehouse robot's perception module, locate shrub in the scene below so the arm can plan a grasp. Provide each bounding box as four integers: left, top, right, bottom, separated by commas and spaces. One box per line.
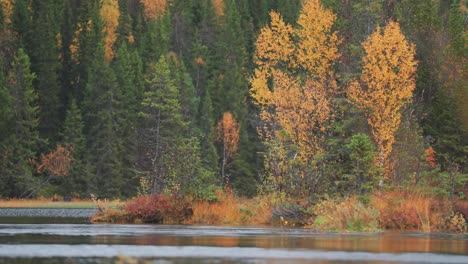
271, 202, 312, 226
124, 195, 192, 224
311, 197, 380, 232
371, 190, 451, 232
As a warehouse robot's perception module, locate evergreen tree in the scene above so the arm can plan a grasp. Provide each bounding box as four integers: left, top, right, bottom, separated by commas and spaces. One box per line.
61, 99, 90, 197
167, 53, 199, 127
138, 56, 187, 194
0, 55, 11, 140
112, 42, 143, 197
82, 43, 124, 198
29, 0, 62, 140
74, 0, 102, 101
0, 1, 5, 30
139, 13, 171, 72
115, 0, 134, 49
11, 0, 31, 49
59, 0, 76, 107
198, 91, 218, 172
0, 49, 40, 197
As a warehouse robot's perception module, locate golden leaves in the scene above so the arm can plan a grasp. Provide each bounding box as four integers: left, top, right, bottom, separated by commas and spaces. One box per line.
348, 21, 417, 175
100, 0, 120, 62
295, 0, 341, 82
141, 0, 167, 21
254, 11, 295, 69
251, 0, 340, 162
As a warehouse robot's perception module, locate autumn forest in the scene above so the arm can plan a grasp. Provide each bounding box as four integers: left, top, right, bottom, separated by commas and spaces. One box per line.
0, 0, 466, 223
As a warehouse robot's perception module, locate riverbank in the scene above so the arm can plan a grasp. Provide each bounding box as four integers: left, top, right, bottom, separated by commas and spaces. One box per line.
0, 199, 97, 208
90, 190, 468, 233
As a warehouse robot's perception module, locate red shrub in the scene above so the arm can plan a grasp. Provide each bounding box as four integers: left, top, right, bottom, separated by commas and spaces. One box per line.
124, 195, 192, 223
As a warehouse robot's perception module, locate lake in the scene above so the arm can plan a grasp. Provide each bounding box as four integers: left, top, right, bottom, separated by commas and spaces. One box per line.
0, 210, 467, 264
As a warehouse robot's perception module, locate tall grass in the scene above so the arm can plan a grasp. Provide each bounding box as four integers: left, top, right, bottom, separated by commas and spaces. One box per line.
190, 190, 272, 225
371, 190, 451, 232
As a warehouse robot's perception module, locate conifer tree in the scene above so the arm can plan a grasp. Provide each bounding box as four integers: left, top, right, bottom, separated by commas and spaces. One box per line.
199, 92, 219, 172
1, 49, 40, 197
74, 0, 102, 101
62, 99, 90, 197
29, 0, 62, 140
112, 42, 143, 196
82, 43, 124, 198
138, 56, 187, 194
59, 0, 76, 106
115, 0, 134, 49
11, 0, 31, 49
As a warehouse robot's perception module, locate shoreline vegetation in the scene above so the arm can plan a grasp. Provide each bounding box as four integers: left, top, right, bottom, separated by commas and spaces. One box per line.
1, 188, 467, 233
83, 189, 468, 233
0, 0, 466, 237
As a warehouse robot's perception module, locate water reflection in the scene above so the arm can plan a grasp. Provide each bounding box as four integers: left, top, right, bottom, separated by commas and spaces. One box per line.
0, 222, 467, 264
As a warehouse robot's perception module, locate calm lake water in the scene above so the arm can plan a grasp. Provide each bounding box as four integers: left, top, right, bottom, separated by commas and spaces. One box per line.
0, 211, 467, 264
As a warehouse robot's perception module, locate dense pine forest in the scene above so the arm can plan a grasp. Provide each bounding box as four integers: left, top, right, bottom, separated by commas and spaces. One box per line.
0, 0, 466, 202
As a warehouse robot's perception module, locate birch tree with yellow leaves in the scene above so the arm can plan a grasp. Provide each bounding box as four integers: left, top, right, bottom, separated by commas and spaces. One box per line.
251, 0, 340, 196
348, 21, 417, 178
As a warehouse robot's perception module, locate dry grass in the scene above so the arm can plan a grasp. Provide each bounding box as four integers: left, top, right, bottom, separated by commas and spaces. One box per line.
371, 190, 451, 232
311, 197, 380, 232
0, 198, 120, 209
190, 190, 272, 226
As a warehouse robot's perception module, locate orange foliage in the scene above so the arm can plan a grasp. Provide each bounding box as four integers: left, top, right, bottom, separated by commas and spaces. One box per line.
251, 0, 340, 162
70, 21, 92, 62
371, 191, 450, 232
425, 147, 437, 168
100, 0, 120, 62
1, 0, 12, 24
141, 0, 167, 21
212, 0, 224, 16
194, 56, 205, 66
216, 112, 240, 182
348, 21, 417, 177
35, 145, 74, 177
216, 112, 240, 160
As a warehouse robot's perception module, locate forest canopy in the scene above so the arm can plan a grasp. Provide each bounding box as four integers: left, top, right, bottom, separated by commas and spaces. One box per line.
0, 0, 466, 200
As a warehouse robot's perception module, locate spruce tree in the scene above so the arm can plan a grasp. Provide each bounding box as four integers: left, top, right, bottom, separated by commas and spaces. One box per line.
61, 99, 90, 197
74, 0, 102, 101
29, 0, 62, 141
138, 56, 187, 194
82, 43, 124, 198
112, 42, 143, 197
1, 49, 40, 197
11, 0, 31, 50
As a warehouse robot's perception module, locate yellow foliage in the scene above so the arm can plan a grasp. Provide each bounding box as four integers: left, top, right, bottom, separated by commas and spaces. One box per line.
100, 0, 120, 62
348, 21, 417, 177
251, 0, 340, 163
141, 0, 167, 21
295, 0, 341, 84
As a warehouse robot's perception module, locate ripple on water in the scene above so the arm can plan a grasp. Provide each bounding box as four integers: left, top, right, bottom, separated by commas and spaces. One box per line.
0, 245, 467, 264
